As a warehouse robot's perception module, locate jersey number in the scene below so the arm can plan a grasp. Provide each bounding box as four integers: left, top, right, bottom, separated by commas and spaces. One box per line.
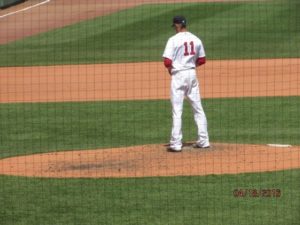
183, 41, 196, 56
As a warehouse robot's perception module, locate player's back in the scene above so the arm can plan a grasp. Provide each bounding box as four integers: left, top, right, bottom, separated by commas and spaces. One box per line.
169, 32, 205, 72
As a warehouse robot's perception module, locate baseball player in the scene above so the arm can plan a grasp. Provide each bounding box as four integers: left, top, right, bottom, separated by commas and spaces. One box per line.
163, 16, 210, 152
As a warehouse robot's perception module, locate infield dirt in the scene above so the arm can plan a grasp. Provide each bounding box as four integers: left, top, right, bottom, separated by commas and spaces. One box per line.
0, 59, 299, 103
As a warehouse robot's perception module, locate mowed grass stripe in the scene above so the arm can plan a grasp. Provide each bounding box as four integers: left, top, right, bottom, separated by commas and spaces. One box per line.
0, 169, 299, 225
0, 1, 299, 66
0, 96, 299, 158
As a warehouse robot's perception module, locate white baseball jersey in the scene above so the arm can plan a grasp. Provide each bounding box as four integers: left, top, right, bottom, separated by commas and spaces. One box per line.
162, 31, 205, 72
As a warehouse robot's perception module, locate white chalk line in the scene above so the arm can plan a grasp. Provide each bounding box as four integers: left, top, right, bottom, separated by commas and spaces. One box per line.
0, 0, 51, 19
267, 144, 292, 148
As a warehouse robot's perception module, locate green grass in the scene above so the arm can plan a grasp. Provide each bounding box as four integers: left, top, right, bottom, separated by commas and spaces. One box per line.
0, 96, 299, 158
0, 0, 299, 66
0, 169, 299, 225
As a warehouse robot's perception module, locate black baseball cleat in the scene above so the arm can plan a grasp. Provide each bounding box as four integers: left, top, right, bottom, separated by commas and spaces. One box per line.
167, 146, 182, 152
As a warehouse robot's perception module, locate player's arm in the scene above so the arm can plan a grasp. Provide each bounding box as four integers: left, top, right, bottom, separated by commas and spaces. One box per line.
163, 57, 172, 75
162, 38, 174, 75
196, 39, 206, 67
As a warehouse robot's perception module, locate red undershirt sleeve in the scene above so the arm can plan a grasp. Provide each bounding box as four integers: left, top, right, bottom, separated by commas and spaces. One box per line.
196, 57, 206, 66
163, 58, 172, 68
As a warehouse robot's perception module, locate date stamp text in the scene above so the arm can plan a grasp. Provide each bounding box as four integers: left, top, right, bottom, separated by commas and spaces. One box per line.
233, 188, 281, 198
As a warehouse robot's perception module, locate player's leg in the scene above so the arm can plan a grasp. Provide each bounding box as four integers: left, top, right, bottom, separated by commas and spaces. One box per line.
186, 71, 210, 148
170, 73, 185, 150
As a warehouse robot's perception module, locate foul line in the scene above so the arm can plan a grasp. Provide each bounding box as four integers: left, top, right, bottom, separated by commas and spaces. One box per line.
0, 0, 51, 19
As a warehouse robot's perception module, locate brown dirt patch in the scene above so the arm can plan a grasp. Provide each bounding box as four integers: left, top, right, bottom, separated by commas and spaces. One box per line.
0, 143, 299, 178
1, 58, 299, 103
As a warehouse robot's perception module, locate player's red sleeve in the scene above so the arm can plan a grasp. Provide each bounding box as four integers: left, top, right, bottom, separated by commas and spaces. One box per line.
196, 57, 206, 66
163, 58, 172, 68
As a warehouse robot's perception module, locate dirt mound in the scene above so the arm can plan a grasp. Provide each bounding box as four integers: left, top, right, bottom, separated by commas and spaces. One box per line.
0, 143, 299, 178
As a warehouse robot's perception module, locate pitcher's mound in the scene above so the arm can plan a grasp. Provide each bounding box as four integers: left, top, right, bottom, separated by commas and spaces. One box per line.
0, 143, 299, 178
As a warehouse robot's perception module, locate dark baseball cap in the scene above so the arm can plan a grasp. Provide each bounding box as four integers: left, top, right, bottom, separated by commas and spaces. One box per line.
172, 16, 187, 27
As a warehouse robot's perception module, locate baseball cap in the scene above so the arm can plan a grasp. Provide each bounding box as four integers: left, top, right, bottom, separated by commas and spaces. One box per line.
172, 16, 187, 27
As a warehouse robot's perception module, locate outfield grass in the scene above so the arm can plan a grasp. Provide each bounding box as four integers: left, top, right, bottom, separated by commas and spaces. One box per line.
0, 1, 299, 66
0, 96, 299, 158
0, 169, 299, 225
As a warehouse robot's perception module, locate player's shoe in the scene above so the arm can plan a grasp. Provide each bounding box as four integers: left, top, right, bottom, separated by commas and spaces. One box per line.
167, 146, 182, 152
192, 143, 210, 149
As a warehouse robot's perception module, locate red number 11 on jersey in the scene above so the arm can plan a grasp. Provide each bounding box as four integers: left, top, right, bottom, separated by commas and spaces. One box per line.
184, 41, 196, 56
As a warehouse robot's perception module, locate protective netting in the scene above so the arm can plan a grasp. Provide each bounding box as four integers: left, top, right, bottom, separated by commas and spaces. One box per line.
0, 0, 299, 224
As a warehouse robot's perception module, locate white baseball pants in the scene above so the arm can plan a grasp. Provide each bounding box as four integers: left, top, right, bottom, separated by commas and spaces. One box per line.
170, 69, 209, 150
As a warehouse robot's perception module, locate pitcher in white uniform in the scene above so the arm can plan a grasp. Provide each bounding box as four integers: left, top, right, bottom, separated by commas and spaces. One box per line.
163, 16, 210, 152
